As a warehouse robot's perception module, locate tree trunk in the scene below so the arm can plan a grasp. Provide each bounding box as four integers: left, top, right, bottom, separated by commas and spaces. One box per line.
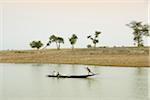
72, 45, 74, 50
137, 38, 140, 47
94, 43, 96, 48
137, 38, 143, 47
55, 42, 59, 50
42, 45, 47, 50
57, 43, 60, 50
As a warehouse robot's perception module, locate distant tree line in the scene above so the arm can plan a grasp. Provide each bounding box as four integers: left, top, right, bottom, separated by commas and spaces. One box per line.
30, 21, 149, 50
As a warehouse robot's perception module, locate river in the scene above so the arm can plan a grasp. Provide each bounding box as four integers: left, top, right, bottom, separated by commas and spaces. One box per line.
0, 63, 149, 100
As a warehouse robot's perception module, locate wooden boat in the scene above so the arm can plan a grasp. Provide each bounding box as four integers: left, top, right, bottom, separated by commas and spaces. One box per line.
47, 73, 96, 78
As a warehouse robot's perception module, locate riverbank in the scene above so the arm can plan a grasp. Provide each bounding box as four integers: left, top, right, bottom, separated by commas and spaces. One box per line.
0, 47, 149, 67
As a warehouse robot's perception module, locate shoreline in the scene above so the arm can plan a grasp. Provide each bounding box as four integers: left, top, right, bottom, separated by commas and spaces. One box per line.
0, 62, 149, 68
0, 47, 149, 67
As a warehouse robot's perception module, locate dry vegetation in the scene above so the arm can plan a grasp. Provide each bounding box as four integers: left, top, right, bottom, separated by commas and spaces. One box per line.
0, 47, 149, 67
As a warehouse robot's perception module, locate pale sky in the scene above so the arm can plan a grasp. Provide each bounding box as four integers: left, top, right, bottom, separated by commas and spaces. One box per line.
0, 0, 149, 50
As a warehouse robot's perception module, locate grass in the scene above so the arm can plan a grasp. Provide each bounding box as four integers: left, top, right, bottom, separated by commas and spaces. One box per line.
0, 47, 149, 67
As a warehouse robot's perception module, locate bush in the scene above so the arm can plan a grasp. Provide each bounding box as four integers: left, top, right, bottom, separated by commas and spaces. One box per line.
87, 44, 92, 48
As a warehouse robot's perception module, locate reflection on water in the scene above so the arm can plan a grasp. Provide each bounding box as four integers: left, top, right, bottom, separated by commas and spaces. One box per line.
0, 63, 149, 100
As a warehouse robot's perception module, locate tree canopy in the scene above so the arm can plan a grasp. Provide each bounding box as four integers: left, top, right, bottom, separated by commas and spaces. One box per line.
87, 31, 101, 48
49, 35, 64, 50
127, 21, 150, 47
30, 40, 43, 50
69, 34, 78, 49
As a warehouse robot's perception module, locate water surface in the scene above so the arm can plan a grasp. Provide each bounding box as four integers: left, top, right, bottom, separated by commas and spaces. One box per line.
0, 63, 149, 100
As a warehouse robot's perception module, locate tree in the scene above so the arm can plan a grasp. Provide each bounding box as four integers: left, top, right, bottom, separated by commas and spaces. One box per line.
42, 42, 51, 49
30, 40, 43, 50
127, 21, 150, 47
49, 35, 64, 50
69, 34, 78, 49
87, 31, 101, 48
57, 37, 64, 49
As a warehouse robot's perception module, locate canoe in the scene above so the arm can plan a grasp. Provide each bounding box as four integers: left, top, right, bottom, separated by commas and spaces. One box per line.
47, 74, 96, 78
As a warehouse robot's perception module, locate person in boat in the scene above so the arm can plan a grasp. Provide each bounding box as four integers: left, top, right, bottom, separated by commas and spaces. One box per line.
86, 67, 94, 75
52, 71, 60, 77
56, 72, 60, 77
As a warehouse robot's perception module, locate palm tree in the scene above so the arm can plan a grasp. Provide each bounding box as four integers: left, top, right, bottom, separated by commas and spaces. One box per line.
127, 21, 150, 47
30, 40, 43, 50
87, 31, 101, 48
69, 34, 78, 49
